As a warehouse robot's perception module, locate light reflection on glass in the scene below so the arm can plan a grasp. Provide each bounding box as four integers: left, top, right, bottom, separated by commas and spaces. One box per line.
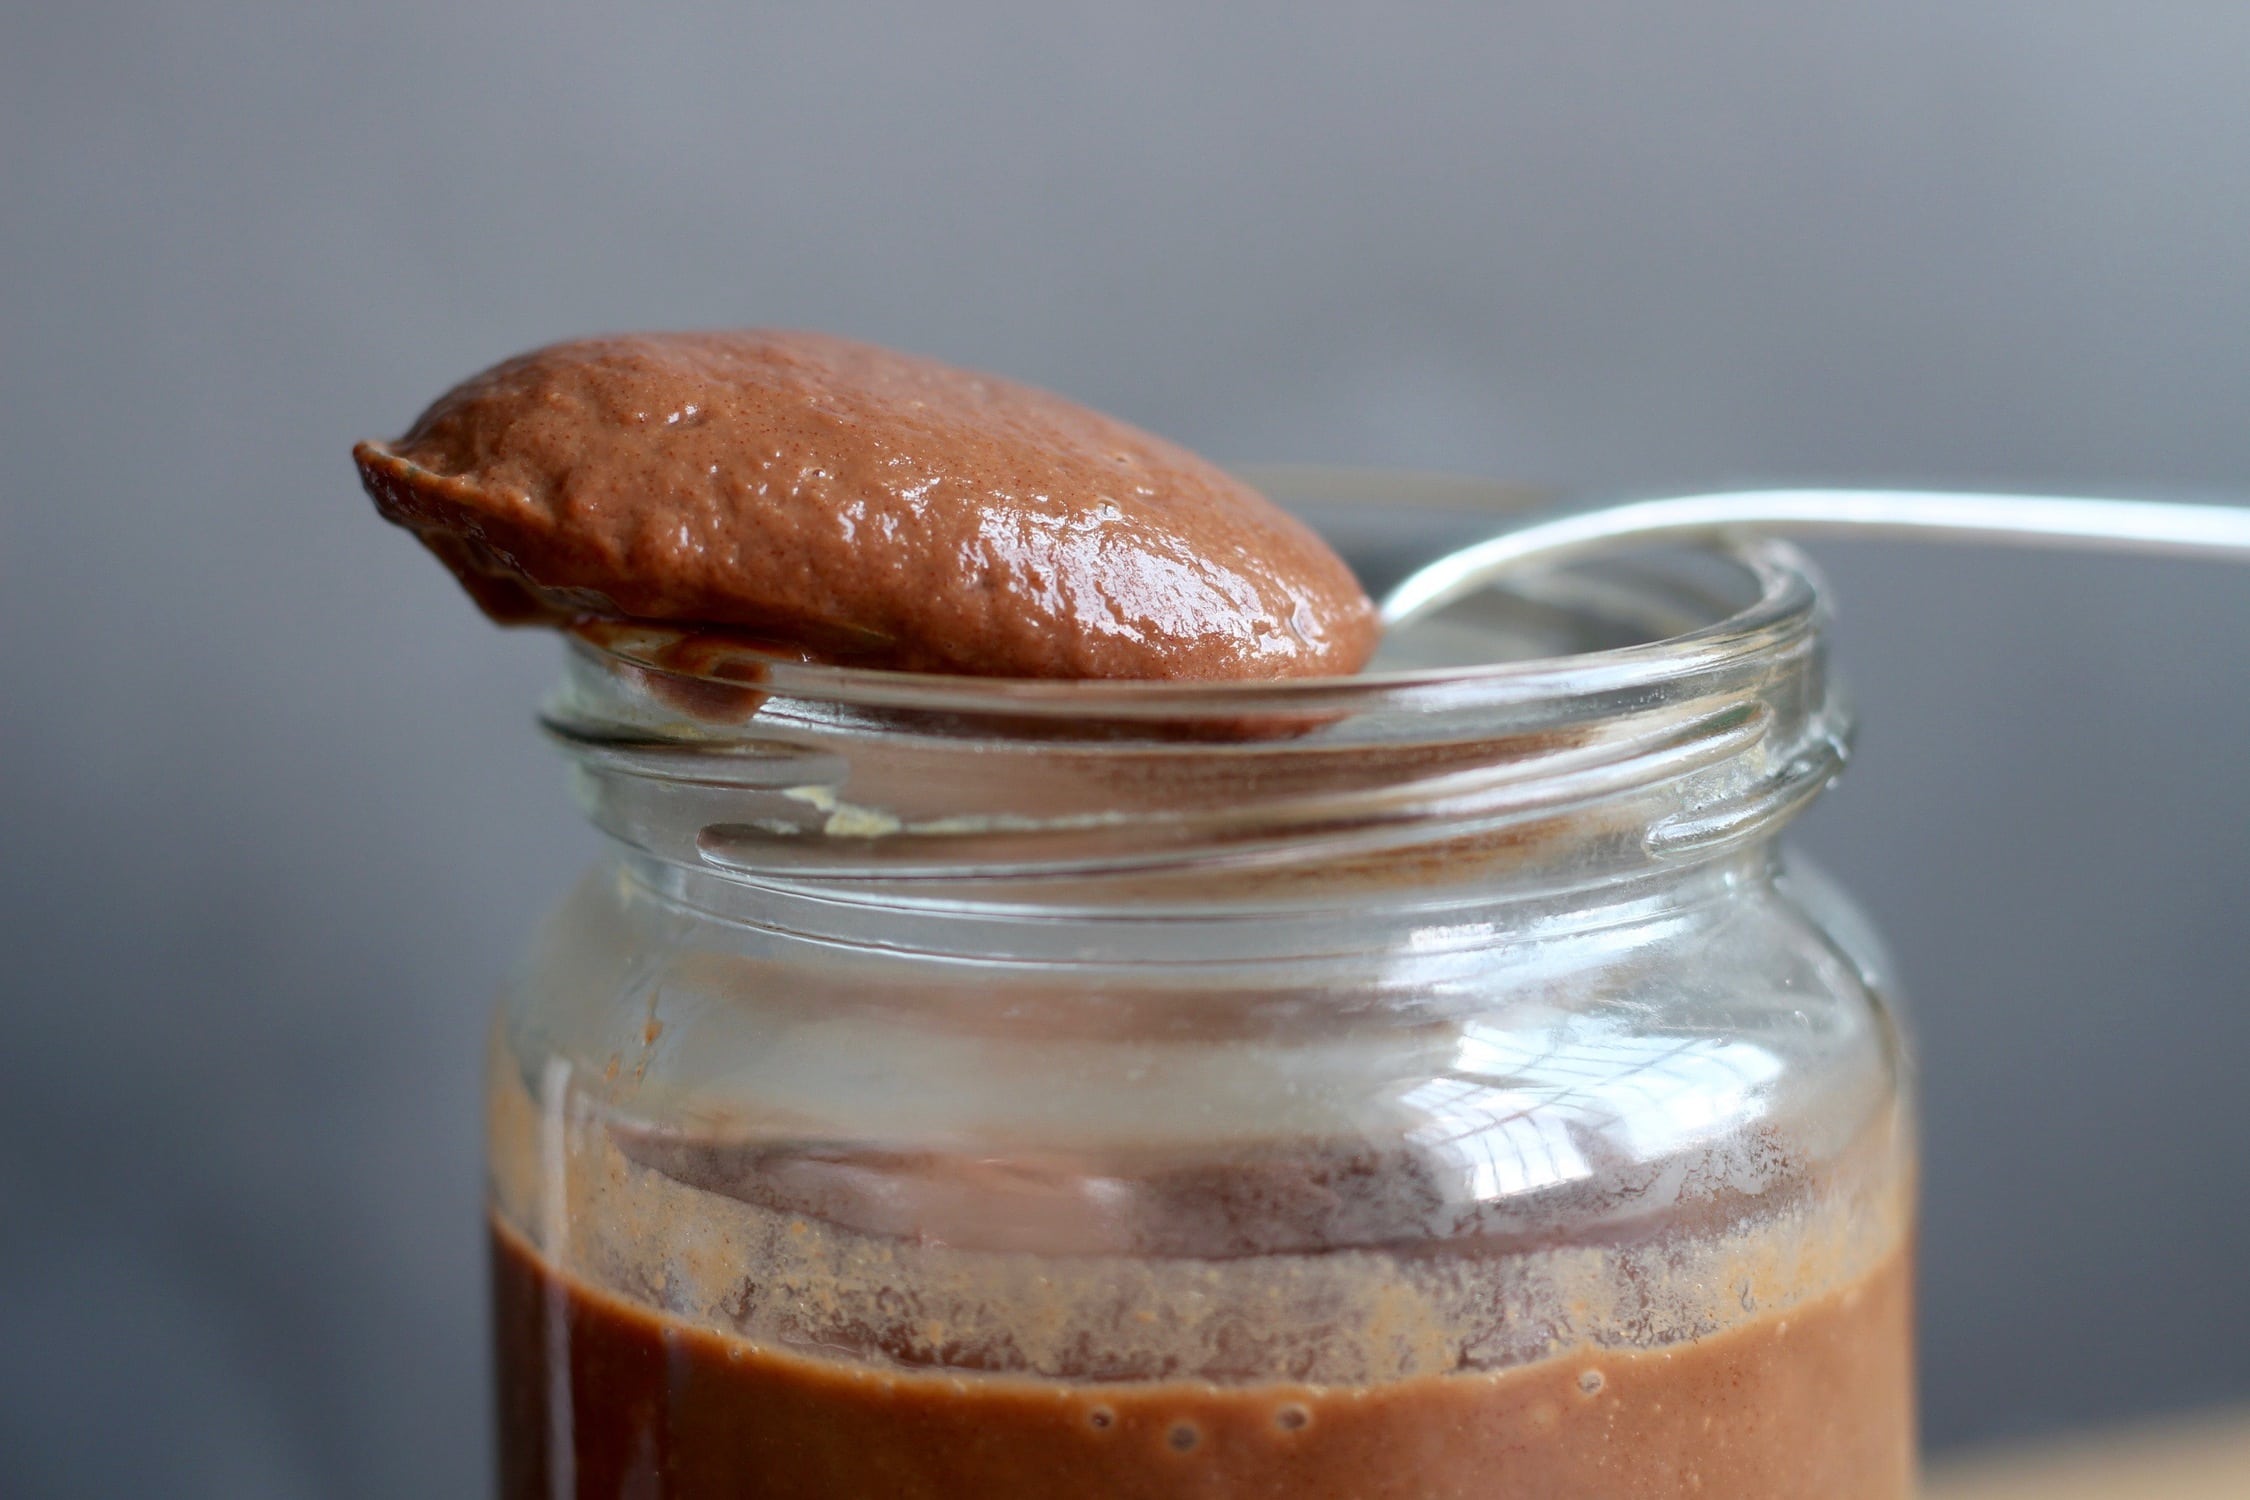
1399, 1018, 1786, 1202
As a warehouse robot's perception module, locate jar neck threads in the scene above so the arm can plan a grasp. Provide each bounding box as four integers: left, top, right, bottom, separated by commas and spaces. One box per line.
543, 538, 1842, 920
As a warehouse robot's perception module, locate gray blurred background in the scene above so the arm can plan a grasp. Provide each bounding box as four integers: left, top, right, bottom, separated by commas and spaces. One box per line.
4, 3, 2248, 1495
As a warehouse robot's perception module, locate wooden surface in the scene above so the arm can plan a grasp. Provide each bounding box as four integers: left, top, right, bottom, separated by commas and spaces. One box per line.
1925, 1408, 2250, 1499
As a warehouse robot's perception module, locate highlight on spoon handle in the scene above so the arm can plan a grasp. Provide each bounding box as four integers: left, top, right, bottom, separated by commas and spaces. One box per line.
1378, 489, 2250, 627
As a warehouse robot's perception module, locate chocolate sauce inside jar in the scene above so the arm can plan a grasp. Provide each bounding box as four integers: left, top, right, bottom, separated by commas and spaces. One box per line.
492, 1215, 1912, 1500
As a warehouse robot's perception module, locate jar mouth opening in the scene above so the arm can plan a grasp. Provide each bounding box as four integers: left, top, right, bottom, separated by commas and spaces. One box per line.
564, 538, 1822, 732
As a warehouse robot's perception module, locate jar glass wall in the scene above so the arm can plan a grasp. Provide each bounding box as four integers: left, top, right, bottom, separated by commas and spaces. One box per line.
486, 478, 1915, 1499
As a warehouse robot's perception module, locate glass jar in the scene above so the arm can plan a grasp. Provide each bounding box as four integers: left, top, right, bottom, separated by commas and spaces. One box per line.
485, 476, 1915, 1499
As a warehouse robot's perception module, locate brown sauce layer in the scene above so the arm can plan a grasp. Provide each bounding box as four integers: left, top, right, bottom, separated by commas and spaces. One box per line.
492, 1215, 1913, 1499
355, 331, 1377, 681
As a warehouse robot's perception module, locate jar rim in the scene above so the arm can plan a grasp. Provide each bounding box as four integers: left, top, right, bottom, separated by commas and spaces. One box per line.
563, 532, 1822, 734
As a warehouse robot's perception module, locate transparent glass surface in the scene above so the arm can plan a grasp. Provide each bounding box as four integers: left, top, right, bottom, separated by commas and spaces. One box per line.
486, 473, 1916, 1498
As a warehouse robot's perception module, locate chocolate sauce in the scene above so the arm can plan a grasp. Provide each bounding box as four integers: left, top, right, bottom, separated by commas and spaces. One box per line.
492, 1216, 1912, 1499
355, 331, 1377, 681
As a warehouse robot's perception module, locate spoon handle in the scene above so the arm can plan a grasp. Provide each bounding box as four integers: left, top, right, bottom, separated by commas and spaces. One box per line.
1379, 489, 2250, 626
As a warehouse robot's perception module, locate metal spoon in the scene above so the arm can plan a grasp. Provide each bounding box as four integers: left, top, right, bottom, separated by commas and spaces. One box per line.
1379, 488, 2250, 629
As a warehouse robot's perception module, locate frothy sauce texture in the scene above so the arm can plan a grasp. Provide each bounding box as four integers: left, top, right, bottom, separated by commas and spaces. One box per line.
354, 331, 1377, 680
492, 1217, 1914, 1500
